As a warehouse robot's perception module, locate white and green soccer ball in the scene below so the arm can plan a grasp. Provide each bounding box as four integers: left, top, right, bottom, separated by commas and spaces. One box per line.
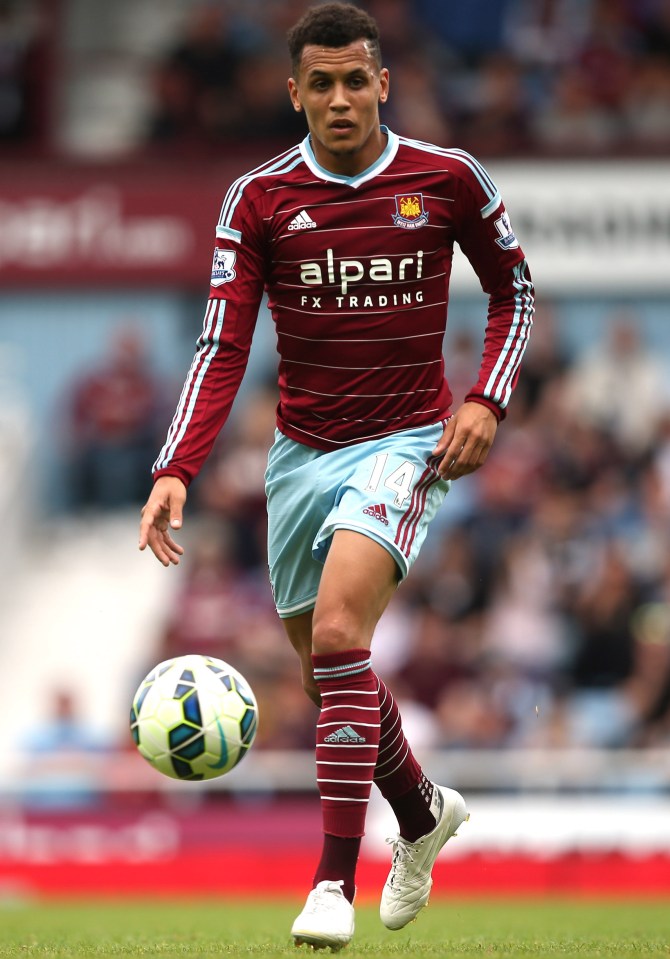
130, 654, 259, 780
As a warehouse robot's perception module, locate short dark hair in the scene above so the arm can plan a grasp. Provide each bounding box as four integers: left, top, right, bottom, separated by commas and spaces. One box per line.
287, 3, 382, 74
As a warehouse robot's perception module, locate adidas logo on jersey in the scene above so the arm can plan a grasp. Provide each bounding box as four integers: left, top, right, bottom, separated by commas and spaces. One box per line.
288, 210, 317, 231
363, 503, 389, 526
324, 725, 367, 744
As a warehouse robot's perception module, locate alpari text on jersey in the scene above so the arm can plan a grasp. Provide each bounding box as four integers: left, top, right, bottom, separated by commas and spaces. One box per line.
299, 248, 425, 306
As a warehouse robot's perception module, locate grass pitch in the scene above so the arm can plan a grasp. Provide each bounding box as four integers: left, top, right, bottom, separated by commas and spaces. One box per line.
1, 898, 668, 958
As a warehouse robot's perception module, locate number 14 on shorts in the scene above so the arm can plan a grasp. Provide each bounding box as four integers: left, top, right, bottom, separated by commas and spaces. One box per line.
365, 454, 416, 508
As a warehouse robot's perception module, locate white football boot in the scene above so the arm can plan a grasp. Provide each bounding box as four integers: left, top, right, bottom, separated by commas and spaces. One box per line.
380, 785, 469, 930
291, 879, 355, 951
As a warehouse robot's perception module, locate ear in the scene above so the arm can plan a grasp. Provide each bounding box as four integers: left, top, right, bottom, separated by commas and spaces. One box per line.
379, 67, 390, 104
288, 77, 302, 112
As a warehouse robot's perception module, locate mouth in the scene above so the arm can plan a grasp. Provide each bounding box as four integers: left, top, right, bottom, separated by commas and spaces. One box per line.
329, 119, 355, 134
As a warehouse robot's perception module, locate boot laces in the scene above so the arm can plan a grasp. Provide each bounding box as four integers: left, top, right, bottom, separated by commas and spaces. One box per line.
309, 880, 344, 912
385, 835, 419, 886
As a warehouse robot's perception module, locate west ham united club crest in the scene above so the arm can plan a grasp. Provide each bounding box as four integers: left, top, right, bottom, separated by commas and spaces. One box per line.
393, 194, 429, 230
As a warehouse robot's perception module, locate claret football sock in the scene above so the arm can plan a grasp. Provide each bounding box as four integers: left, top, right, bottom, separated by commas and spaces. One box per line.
387, 773, 439, 842
313, 834, 361, 904
374, 677, 437, 842
311, 648, 381, 896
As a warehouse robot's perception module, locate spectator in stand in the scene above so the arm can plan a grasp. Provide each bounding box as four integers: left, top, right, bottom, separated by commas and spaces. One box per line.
531, 63, 624, 153
481, 530, 570, 682
147, 2, 304, 149
158, 517, 283, 665
456, 55, 532, 156
563, 314, 670, 459
378, 54, 452, 145
196, 384, 278, 569
230, 47, 307, 143
622, 55, 670, 151
147, 3, 246, 147
502, 0, 593, 72
637, 0, 670, 59
64, 326, 166, 510
253, 663, 320, 750
633, 589, 670, 749
394, 602, 479, 712
512, 301, 571, 416
0, 0, 44, 144
20, 687, 111, 808
556, 542, 658, 747
412, 0, 509, 62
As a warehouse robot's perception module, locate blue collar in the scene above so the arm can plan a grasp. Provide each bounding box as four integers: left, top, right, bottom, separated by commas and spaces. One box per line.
300, 126, 399, 188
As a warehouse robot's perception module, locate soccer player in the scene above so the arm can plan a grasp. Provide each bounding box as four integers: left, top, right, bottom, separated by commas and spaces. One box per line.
139, 2, 534, 949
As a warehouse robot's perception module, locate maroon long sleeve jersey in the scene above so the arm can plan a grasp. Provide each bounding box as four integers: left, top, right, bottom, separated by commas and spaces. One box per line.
153, 128, 534, 486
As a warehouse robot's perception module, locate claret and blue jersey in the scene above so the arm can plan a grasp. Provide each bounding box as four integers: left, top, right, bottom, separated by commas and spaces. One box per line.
153, 127, 534, 487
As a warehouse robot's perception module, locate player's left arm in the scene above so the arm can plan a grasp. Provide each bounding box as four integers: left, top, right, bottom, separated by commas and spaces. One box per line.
436, 161, 535, 480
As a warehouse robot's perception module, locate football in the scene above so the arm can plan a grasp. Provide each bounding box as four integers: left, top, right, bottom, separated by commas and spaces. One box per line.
129, 654, 259, 780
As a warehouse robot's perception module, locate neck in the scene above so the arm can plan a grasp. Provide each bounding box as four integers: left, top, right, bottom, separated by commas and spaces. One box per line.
311, 126, 388, 178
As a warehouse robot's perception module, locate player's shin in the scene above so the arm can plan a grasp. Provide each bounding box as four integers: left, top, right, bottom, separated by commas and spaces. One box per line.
311, 648, 380, 902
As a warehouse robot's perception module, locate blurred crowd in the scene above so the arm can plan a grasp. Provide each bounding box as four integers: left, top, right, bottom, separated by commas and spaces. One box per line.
3, 0, 670, 158
146, 0, 670, 157
84, 304, 670, 758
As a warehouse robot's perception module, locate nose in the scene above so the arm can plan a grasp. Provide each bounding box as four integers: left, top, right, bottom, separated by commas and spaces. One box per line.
329, 82, 350, 110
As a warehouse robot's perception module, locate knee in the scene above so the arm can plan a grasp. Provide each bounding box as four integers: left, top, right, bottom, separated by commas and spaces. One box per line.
311, 615, 358, 657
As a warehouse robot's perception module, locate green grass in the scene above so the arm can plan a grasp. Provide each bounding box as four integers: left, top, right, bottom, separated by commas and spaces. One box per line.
1, 899, 669, 958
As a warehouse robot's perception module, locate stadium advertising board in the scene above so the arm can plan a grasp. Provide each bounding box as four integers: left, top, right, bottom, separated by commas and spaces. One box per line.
452, 161, 670, 295
0, 166, 217, 288
0, 162, 667, 291
2, 799, 670, 897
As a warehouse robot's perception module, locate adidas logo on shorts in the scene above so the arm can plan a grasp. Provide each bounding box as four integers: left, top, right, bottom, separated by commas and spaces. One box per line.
288, 210, 317, 230
363, 503, 389, 525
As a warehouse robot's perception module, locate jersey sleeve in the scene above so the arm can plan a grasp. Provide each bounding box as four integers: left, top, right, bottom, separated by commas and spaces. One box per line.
450, 153, 535, 420
152, 184, 267, 487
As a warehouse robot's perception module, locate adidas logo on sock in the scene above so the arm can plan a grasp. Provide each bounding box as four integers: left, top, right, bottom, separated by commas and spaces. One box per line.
363, 503, 389, 526
288, 209, 317, 231
324, 725, 367, 744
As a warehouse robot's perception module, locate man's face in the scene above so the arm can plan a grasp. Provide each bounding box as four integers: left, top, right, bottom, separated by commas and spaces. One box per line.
288, 40, 389, 176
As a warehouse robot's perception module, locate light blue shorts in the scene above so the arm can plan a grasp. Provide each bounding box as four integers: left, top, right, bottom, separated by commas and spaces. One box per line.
265, 423, 450, 618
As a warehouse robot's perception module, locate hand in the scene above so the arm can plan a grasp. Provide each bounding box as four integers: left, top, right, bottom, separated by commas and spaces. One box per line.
432, 402, 499, 480
138, 476, 187, 566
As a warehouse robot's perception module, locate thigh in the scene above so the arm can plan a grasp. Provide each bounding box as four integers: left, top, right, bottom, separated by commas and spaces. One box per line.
312, 529, 399, 654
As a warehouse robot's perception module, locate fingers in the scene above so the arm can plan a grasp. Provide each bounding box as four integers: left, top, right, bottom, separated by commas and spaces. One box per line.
437, 438, 475, 479
433, 418, 468, 479
432, 417, 456, 457
433, 404, 498, 479
440, 436, 487, 480
139, 519, 184, 566
148, 529, 185, 567
138, 477, 187, 565
138, 507, 156, 552
138, 498, 165, 551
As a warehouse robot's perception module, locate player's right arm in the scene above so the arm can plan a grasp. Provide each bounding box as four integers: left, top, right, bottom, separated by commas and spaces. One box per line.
139, 176, 267, 563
